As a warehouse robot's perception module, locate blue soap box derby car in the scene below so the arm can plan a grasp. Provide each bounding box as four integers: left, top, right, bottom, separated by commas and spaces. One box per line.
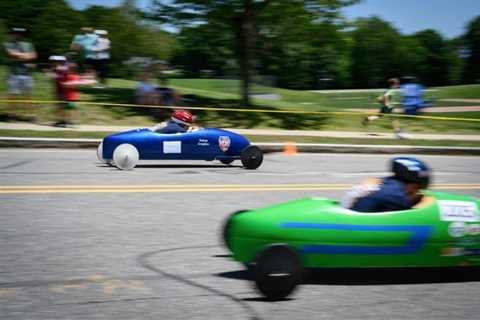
97, 126, 263, 170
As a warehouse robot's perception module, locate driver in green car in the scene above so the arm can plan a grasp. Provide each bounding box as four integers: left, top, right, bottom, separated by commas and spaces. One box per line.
342, 157, 431, 212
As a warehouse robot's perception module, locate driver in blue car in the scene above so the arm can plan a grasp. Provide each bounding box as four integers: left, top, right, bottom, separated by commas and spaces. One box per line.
153, 110, 194, 134
342, 157, 431, 212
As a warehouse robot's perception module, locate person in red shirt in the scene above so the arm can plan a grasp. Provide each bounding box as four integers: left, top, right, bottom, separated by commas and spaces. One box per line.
57, 62, 95, 126
46, 56, 69, 127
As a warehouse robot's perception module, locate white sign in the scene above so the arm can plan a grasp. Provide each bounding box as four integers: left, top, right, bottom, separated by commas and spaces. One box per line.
163, 141, 181, 154
439, 200, 479, 222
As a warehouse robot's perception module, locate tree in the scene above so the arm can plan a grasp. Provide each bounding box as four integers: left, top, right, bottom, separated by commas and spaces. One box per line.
412, 30, 450, 86
172, 23, 236, 78
31, 0, 84, 61
150, 0, 358, 105
463, 15, 480, 83
0, 21, 7, 65
0, 0, 57, 29
350, 17, 402, 88
255, 3, 352, 89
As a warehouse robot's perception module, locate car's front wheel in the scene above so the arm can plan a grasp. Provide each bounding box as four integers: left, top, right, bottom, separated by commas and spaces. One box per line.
113, 143, 139, 170
254, 244, 303, 300
241, 146, 263, 170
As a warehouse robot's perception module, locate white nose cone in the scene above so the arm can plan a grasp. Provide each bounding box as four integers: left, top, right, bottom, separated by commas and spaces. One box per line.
113, 143, 139, 170
97, 142, 106, 163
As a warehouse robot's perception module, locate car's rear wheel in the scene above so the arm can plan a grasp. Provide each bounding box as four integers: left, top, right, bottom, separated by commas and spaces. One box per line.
221, 210, 248, 251
254, 244, 302, 300
220, 159, 235, 165
241, 146, 263, 170
113, 143, 139, 170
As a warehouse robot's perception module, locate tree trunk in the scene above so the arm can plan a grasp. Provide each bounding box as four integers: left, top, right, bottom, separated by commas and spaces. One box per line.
238, 0, 255, 106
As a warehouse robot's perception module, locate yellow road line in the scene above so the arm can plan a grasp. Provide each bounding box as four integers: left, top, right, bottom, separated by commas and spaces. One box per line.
0, 187, 350, 194
0, 184, 479, 194
0, 183, 352, 189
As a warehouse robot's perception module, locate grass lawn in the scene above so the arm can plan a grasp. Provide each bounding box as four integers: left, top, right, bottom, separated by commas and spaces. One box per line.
1, 66, 479, 134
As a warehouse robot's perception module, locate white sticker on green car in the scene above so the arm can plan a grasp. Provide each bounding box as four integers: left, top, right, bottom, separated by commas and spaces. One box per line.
448, 222, 467, 237
439, 200, 479, 222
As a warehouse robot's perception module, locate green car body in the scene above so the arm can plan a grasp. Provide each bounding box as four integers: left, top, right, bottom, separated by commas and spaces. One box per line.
228, 191, 480, 269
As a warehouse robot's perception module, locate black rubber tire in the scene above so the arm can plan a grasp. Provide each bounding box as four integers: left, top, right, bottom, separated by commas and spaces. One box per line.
221, 210, 248, 251
241, 146, 263, 170
254, 245, 302, 300
220, 159, 235, 165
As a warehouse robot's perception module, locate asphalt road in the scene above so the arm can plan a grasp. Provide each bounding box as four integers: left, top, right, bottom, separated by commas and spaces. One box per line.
1, 149, 479, 320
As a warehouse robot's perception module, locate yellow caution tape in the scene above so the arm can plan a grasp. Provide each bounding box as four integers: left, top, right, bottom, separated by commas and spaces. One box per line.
1, 99, 479, 123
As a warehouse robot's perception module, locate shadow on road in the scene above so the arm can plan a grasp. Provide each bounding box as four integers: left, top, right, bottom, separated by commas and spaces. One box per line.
135, 164, 242, 169
217, 266, 480, 285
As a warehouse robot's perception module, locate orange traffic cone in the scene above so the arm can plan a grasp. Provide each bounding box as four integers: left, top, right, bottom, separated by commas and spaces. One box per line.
283, 141, 298, 156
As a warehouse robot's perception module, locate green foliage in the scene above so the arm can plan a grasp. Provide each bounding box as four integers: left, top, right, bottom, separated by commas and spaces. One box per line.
463, 16, 480, 83
0, 20, 7, 64
31, 0, 84, 61
412, 29, 451, 86
173, 24, 236, 77
0, 0, 56, 29
350, 17, 403, 88
150, 0, 360, 104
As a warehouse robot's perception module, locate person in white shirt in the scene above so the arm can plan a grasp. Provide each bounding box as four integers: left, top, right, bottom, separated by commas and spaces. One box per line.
92, 29, 111, 87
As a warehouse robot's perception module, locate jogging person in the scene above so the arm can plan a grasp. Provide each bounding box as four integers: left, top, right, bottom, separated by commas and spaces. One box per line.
362, 78, 407, 139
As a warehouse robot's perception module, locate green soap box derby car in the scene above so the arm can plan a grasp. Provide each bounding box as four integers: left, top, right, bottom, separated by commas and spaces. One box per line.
223, 191, 480, 300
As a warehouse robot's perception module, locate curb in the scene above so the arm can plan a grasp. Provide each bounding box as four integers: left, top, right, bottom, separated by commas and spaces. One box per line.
258, 143, 480, 155
1, 137, 480, 155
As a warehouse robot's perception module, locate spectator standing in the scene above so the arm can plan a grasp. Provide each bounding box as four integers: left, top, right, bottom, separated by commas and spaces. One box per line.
91, 29, 111, 88
136, 70, 160, 106
47, 56, 96, 127
60, 63, 91, 126
157, 78, 181, 106
3, 27, 37, 121
47, 55, 68, 126
70, 27, 98, 73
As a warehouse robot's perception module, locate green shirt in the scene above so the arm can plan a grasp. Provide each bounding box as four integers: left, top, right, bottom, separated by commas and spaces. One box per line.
72, 33, 98, 59
383, 88, 400, 108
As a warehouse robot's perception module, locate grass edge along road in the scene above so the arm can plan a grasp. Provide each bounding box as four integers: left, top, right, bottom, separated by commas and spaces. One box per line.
0, 129, 479, 148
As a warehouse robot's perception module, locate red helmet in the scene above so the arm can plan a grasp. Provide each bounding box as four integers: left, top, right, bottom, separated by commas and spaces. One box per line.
171, 110, 193, 126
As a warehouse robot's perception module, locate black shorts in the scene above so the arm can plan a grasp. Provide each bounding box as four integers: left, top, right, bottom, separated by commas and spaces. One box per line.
379, 105, 394, 114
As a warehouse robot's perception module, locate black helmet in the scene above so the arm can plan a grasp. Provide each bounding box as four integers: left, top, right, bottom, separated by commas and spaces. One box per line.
391, 157, 430, 189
